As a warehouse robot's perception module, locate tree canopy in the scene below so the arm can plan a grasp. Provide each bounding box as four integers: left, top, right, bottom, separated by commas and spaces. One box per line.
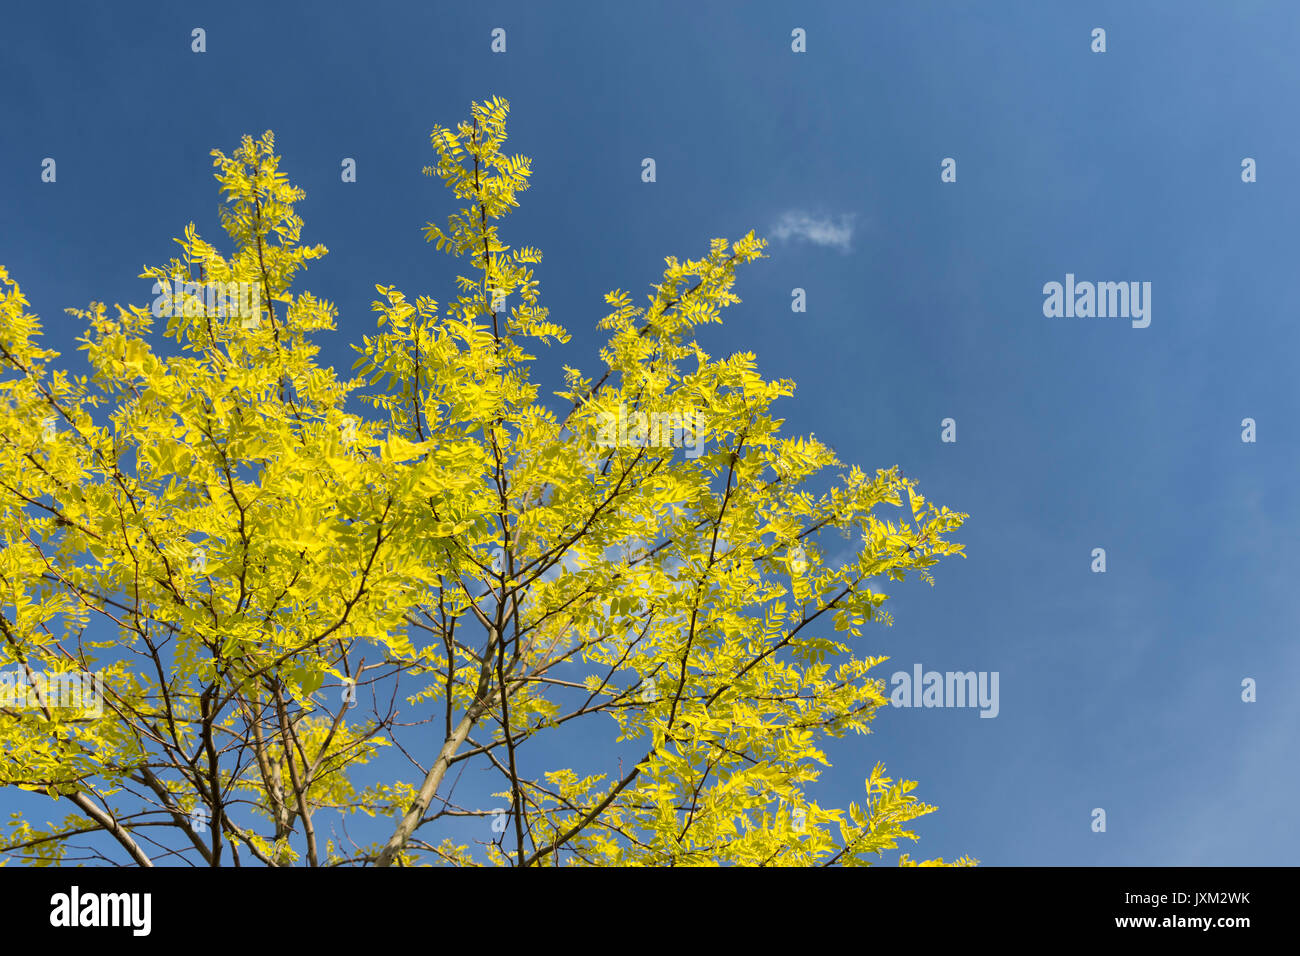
0, 97, 972, 867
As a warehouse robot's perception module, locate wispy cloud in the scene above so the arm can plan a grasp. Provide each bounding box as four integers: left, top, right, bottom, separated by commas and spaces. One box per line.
770, 211, 856, 252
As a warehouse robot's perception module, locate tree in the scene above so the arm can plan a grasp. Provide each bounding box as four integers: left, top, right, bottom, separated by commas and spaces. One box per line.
0, 97, 973, 867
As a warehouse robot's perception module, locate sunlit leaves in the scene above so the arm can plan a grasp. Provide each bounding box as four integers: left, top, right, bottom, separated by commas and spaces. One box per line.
0, 98, 972, 868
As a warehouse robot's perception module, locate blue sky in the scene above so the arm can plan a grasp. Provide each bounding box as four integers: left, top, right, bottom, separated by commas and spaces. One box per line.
2, 0, 1297, 865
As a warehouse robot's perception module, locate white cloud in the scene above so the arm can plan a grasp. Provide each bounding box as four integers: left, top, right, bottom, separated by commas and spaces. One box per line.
770, 211, 855, 252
